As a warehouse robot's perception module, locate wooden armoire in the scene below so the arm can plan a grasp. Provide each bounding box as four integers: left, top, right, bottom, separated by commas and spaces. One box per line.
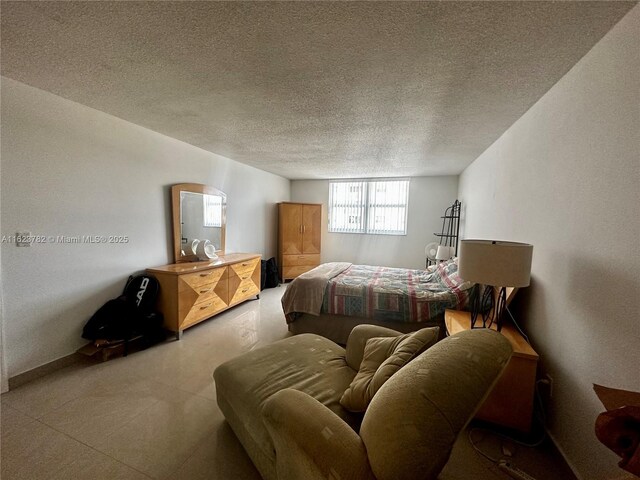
278, 202, 322, 281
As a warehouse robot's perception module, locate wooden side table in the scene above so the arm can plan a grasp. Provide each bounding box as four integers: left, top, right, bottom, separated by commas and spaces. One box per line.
445, 309, 539, 432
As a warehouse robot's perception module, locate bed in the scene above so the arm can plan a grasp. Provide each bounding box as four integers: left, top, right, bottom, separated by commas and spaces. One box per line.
281, 258, 473, 344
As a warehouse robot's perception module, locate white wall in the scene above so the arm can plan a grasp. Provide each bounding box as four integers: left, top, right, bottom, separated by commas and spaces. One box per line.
0, 291, 6, 393
0, 172, 6, 392
458, 6, 639, 479
0, 77, 290, 377
291, 177, 458, 269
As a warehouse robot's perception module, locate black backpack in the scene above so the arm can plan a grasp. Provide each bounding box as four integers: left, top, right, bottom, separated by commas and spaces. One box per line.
261, 257, 279, 290
124, 274, 159, 313
82, 274, 164, 353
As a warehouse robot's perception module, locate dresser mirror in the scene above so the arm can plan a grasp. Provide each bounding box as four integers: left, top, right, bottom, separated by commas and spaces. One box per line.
171, 183, 226, 263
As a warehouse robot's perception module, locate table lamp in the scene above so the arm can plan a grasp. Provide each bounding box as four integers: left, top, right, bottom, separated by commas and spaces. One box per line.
435, 245, 452, 262
458, 239, 533, 331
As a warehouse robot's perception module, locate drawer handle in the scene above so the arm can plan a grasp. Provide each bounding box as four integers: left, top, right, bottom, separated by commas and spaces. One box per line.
199, 273, 211, 277
242, 289, 249, 293
200, 303, 212, 310
241, 276, 248, 280
241, 263, 249, 266
199, 288, 212, 294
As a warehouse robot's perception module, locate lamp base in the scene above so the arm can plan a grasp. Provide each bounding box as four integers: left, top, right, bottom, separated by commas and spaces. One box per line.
469, 285, 508, 331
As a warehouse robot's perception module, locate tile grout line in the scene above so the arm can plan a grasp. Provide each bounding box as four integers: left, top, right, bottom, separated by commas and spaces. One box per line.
31, 379, 217, 479
0, 399, 40, 422
157, 421, 219, 480
148, 374, 219, 404
31, 417, 156, 479
22, 377, 168, 478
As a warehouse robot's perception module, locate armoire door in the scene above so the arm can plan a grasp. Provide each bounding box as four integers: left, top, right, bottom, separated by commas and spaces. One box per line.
302, 204, 321, 254
280, 203, 303, 255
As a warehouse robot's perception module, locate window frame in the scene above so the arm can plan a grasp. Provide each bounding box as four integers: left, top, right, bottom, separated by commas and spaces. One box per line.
328, 178, 410, 236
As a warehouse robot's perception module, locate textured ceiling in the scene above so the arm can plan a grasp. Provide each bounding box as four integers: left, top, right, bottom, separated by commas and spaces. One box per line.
1, 1, 636, 179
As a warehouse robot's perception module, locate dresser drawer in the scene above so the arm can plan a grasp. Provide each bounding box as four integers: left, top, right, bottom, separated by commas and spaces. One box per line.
229, 281, 260, 305
282, 254, 320, 267
229, 257, 260, 277
181, 266, 228, 289
228, 265, 260, 305
232, 270, 256, 284
282, 265, 317, 279
193, 280, 229, 306
183, 296, 228, 328
235, 276, 257, 292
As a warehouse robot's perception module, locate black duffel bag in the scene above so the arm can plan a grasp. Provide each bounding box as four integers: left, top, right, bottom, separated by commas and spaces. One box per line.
260, 257, 279, 290
82, 274, 165, 354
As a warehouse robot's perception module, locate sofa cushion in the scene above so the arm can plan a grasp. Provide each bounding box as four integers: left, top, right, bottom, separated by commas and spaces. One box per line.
213, 334, 359, 464
345, 324, 403, 370
340, 327, 439, 412
360, 329, 513, 480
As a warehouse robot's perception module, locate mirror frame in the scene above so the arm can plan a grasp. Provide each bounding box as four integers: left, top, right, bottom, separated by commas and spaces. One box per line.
171, 183, 227, 263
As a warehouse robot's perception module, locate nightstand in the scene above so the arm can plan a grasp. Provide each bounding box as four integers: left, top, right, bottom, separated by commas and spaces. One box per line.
445, 309, 539, 432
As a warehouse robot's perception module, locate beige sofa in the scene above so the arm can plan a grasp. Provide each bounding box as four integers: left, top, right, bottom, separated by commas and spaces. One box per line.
213, 325, 512, 480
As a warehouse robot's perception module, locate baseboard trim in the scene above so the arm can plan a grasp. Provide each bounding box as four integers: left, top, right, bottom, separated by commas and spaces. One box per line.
8, 352, 86, 390
546, 429, 583, 480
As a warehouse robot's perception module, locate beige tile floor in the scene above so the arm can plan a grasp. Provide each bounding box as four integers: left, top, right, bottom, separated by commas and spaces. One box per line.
1, 286, 575, 480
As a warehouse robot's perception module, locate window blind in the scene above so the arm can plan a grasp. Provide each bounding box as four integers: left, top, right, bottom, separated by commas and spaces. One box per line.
203, 195, 222, 227
328, 179, 409, 235
328, 181, 367, 233
367, 180, 409, 235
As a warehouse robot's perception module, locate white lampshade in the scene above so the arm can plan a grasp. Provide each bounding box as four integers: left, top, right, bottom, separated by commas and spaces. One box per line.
458, 239, 533, 287
435, 245, 452, 261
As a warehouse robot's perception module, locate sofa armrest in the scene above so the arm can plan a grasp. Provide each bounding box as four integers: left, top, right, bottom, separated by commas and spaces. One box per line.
263, 388, 374, 480
345, 324, 403, 370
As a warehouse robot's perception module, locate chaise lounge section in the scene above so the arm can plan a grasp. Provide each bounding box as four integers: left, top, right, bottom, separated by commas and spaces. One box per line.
213, 325, 512, 480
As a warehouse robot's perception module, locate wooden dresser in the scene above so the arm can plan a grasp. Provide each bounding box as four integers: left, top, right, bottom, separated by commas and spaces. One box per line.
278, 202, 322, 281
445, 308, 539, 432
147, 253, 261, 339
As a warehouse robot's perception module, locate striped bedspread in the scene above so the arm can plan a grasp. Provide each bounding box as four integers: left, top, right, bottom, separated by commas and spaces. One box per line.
321, 260, 472, 323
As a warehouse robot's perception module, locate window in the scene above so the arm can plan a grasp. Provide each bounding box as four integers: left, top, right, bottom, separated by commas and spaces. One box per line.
203, 194, 222, 227
328, 179, 409, 235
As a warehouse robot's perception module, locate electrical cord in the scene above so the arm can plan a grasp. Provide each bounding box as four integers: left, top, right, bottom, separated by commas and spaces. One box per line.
469, 423, 543, 480
469, 365, 548, 456
469, 405, 547, 468
503, 306, 549, 443
505, 305, 530, 344
468, 309, 549, 464
468, 428, 500, 463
